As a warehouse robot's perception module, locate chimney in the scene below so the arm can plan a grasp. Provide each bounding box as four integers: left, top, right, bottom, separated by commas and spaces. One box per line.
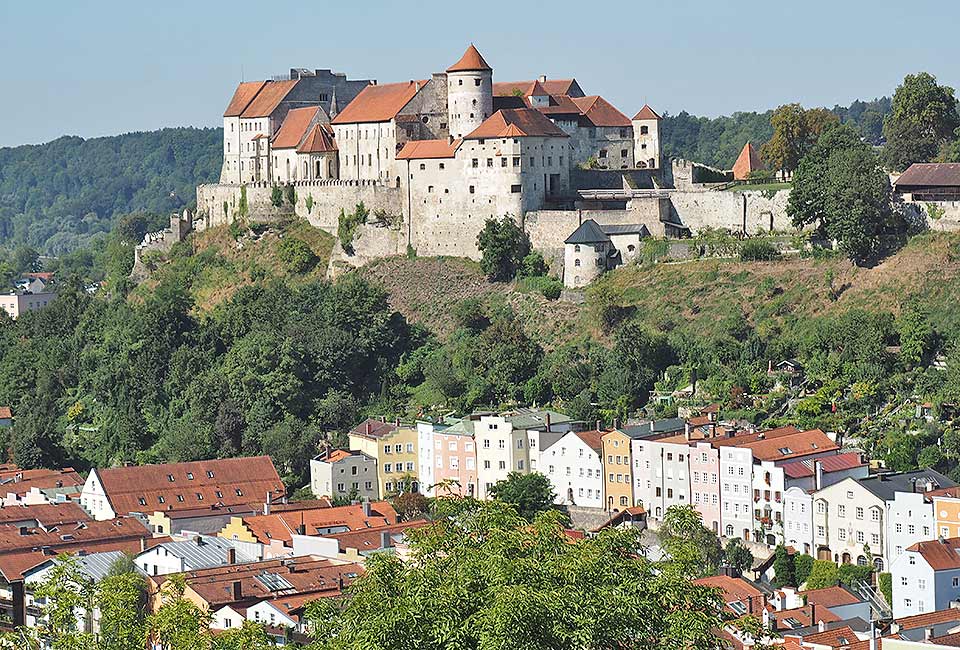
366, 421, 372, 435
381, 530, 393, 548
595, 419, 601, 432
264, 492, 272, 516
684, 422, 691, 441
708, 410, 717, 423
814, 460, 823, 491
231, 581, 242, 601
612, 418, 619, 430
338, 575, 345, 590
18, 526, 28, 536
227, 547, 236, 565
810, 603, 817, 627
414, 81, 420, 92
538, 74, 546, 83
195, 535, 204, 546
140, 537, 147, 552
748, 595, 754, 614
14, 472, 21, 483
545, 413, 551, 432
926, 627, 935, 641
296, 523, 306, 536
362, 499, 371, 516
448, 135, 454, 144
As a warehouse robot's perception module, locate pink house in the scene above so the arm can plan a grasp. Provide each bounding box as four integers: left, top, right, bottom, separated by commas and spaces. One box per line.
689, 441, 721, 534
431, 419, 478, 497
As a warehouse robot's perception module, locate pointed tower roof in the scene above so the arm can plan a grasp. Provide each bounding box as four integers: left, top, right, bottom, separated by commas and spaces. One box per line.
732, 142, 763, 180
447, 44, 492, 73
329, 87, 339, 119
632, 104, 661, 121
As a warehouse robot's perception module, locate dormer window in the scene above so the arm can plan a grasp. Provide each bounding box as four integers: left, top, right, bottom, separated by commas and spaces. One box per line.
167, 474, 175, 482
177, 495, 184, 502
138, 497, 147, 506
186, 472, 194, 480
158, 496, 165, 504
196, 493, 203, 501
236, 489, 244, 497
207, 471, 215, 478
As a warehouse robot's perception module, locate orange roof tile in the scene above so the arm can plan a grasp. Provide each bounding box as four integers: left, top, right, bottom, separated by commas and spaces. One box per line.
466, 108, 568, 139
633, 104, 662, 120
710, 425, 802, 448
272, 106, 322, 149
800, 625, 859, 648
446, 45, 492, 73
0, 501, 89, 527
396, 138, 461, 160
907, 537, 960, 570
741, 429, 837, 462
494, 79, 580, 97
349, 418, 401, 440
800, 585, 861, 609
693, 575, 764, 615
733, 142, 763, 180
237, 501, 398, 546
96, 456, 284, 517
0, 407, 11, 419
573, 430, 604, 454
224, 81, 268, 117
297, 124, 337, 153
241, 79, 299, 118
895, 607, 960, 630
331, 81, 425, 125
328, 520, 429, 551
571, 96, 632, 128
0, 466, 83, 497
769, 604, 840, 630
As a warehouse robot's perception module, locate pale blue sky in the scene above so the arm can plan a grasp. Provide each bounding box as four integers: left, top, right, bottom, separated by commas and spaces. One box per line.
1, 0, 958, 148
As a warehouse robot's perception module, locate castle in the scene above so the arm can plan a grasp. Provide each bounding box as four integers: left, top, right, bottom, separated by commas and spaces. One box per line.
197, 45, 793, 268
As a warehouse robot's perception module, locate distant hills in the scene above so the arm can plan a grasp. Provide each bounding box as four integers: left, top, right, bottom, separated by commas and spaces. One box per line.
0, 97, 892, 255
0, 128, 221, 254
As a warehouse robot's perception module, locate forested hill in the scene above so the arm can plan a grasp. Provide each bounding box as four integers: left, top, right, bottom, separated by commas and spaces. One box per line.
0, 127, 222, 254
660, 97, 892, 169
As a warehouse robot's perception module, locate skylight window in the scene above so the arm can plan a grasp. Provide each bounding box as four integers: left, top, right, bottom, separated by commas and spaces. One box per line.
778, 447, 793, 455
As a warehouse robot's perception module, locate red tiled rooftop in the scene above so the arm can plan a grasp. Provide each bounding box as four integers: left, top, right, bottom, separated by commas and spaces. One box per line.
236, 501, 398, 546
224, 81, 268, 117
349, 418, 400, 439
733, 142, 762, 180
272, 106, 322, 149
297, 124, 337, 153
633, 104, 661, 121
800, 585, 860, 609
573, 430, 604, 454
446, 45, 492, 73
571, 96, 631, 128
799, 625, 858, 648
782, 452, 866, 479
396, 138, 462, 160
906, 537, 960, 570
494, 79, 580, 98
0, 501, 89, 526
895, 607, 960, 629
466, 108, 568, 139
331, 81, 425, 125
241, 79, 299, 118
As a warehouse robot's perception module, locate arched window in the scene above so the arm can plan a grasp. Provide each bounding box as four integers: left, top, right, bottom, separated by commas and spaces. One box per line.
574, 244, 580, 252
873, 557, 884, 572
620, 496, 628, 506
725, 525, 734, 537
857, 555, 868, 567
574, 259, 581, 267
648, 158, 656, 168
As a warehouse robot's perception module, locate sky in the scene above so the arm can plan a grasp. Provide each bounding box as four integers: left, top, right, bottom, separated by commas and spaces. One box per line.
2, 0, 959, 148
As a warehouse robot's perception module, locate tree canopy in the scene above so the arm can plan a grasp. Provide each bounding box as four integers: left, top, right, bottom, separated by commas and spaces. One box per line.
882, 72, 960, 171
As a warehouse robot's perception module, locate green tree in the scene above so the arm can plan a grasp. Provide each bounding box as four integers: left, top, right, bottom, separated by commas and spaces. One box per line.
788, 124, 894, 264
147, 574, 212, 650
883, 72, 960, 171
271, 186, 284, 208
804, 560, 840, 590
659, 505, 723, 578
12, 246, 41, 274
32, 556, 94, 650
488, 471, 555, 521
760, 104, 839, 174
878, 572, 893, 605
212, 620, 273, 650
724, 538, 754, 575
794, 554, 815, 586
97, 571, 148, 650
772, 544, 796, 587
306, 500, 727, 650
476, 216, 531, 282
896, 304, 935, 367
277, 237, 319, 274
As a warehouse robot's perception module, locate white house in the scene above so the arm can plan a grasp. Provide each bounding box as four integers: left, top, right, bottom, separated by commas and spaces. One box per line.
891, 537, 960, 618
135, 535, 259, 577
540, 430, 604, 509
888, 491, 936, 563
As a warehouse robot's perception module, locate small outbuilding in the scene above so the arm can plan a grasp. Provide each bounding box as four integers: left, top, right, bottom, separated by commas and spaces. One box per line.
563, 219, 649, 288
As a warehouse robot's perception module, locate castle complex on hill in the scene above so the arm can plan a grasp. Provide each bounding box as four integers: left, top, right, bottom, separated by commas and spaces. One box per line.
196, 45, 794, 274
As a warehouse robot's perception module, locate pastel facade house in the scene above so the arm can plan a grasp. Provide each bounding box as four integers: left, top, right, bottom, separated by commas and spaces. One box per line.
79, 456, 286, 536
416, 418, 478, 498
347, 419, 419, 495
888, 490, 936, 564
930, 487, 960, 539
562, 219, 650, 288
689, 440, 722, 534
813, 469, 954, 572
540, 430, 605, 509
621, 418, 686, 515
0, 291, 56, 320
309, 449, 379, 501
631, 105, 662, 169
630, 433, 692, 519
891, 536, 960, 618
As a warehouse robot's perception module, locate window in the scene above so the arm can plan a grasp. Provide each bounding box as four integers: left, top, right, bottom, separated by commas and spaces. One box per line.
469, 185, 475, 194
406, 462, 415, 471
598, 150, 607, 159
138, 497, 147, 506
158, 496, 165, 504
384, 445, 392, 455
513, 157, 520, 167
235, 489, 244, 497
384, 463, 392, 473
856, 531, 865, 543
419, 163, 426, 171
640, 126, 649, 135
856, 507, 864, 519
486, 158, 493, 167
196, 493, 203, 501
498, 461, 506, 470
167, 474, 175, 482
510, 184, 522, 193
471, 159, 478, 168
838, 504, 846, 517
475, 79, 481, 87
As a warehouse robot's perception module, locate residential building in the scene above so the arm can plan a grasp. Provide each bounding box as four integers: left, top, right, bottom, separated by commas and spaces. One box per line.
623, 418, 685, 515
540, 430, 604, 509
0, 465, 83, 506
631, 432, 692, 519
690, 440, 722, 534
417, 418, 477, 498
931, 487, 960, 539
891, 537, 960, 618
783, 487, 814, 555
888, 490, 936, 564
135, 535, 260, 577
347, 419, 419, 495
0, 291, 56, 320
79, 456, 286, 535
813, 469, 954, 571
309, 449, 379, 501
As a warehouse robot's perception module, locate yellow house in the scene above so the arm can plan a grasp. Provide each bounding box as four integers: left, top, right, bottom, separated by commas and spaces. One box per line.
219, 515, 259, 543
348, 418, 419, 495
600, 429, 631, 512
933, 488, 960, 538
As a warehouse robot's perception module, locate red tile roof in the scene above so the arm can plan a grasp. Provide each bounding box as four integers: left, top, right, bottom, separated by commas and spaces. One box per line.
224, 81, 268, 117
895, 163, 960, 189
693, 575, 764, 615
799, 625, 858, 648
769, 604, 840, 630
494, 79, 580, 97
331, 81, 425, 125
782, 452, 866, 479
297, 124, 337, 153
536, 95, 583, 117
931, 632, 960, 647
737, 429, 837, 462
895, 607, 960, 630
573, 430, 604, 454
0, 466, 83, 497
328, 520, 429, 552
633, 104, 662, 120
571, 96, 632, 128
907, 537, 960, 570
349, 418, 400, 440
272, 106, 322, 149
466, 108, 569, 139
0, 407, 10, 419
160, 556, 362, 608
396, 138, 462, 160
95, 456, 284, 517
733, 142, 762, 180
710, 425, 802, 448
235, 501, 398, 546
447, 45, 492, 73
0, 501, 89, 527
240, 79, 299, 118
800, 585, 861, 609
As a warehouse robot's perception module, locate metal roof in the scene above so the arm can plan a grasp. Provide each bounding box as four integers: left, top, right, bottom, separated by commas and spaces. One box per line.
564, 219, 611, 245
147, 535, 258, 569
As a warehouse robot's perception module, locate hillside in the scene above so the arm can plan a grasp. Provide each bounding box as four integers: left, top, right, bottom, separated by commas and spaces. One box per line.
0, 128, 222, 254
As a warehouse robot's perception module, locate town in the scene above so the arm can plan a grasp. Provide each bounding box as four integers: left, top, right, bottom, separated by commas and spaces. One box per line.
4, 7, 960, 649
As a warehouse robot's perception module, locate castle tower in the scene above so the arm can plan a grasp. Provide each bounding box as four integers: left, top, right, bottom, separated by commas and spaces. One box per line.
446, 44, 493, 139
632, 104, 662, 169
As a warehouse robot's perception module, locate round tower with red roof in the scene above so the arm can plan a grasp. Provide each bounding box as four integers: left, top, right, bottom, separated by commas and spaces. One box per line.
446, 44, 493, 139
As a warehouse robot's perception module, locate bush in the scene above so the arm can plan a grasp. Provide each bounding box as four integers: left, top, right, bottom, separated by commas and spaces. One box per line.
284, 185, 296, 206
739, 239, 781, 261
476, 216, 531, 282
794, 553, 814, 586
453, 298, 490, 332
271, 186, 283, 208
518, 251, 548, 278
805, 560, 840, 590
878, 572, 892, 605
338, 203, 369, 254
305, 194, 314, 213
277, 237, 319, 274
518, 275, 563, 300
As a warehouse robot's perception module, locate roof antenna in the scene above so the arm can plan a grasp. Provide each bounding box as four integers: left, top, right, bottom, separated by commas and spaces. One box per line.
241, 64, 244, 83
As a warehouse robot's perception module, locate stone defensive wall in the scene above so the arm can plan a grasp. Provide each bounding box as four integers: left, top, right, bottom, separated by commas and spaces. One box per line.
665, 188, 792, 234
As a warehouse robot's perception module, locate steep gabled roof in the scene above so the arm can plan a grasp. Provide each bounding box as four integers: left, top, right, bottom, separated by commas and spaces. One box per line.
573, 430, 604, 454
564, 219, 610, 245
571, 96, 632, 128
297, 124, 337, 153
632, 104, 662, 121
396, 138, 462, 160
907, 536, 960, 571
446, 45, 492, 73
331, 80, 426, 125
349, 418, 400, 440
494, 79, 581, 97
855, 468, 955, 502
224, 81, 268, 117
241, 79, 299, 118
235, 502, 398, 546
465, 108, 568, 139
272, 106, 323, 149
732, 142, 763, 180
